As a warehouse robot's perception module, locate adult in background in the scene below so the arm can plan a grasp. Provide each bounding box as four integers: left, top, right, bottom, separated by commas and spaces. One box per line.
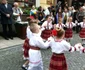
62, 7, 69, 24
0, 0, 13, 40
12, 2, 23, 22
30, 5, 37, 16
72, 0, 79, 10
82, 3, 85, 17
55, 7, 63, 24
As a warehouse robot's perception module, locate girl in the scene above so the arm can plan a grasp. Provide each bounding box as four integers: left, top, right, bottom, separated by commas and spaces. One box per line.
41, 15, 53, 40
56, 17, 65, 29
48, 28, 84, 70
79, 17, 85, 45
65, 17, 76, 42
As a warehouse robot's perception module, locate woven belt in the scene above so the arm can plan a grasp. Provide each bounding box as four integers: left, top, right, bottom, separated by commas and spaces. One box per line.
30, 46, 40, 50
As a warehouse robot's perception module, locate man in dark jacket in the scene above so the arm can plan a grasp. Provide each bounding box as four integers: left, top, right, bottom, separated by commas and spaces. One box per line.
0, 0, 13, 40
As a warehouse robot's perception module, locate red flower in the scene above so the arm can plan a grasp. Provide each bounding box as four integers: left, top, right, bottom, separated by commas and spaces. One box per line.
52, 30, 57, 36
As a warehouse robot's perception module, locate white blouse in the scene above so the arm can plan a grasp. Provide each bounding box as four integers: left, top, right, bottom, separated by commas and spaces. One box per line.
79, 22, 85, 28
56, 23, 65, 29
49, 39, 75, 54
41, 21, 53, 30
65, 22, 76, 28
26, 26, 33, 39
29, 33, 50, 49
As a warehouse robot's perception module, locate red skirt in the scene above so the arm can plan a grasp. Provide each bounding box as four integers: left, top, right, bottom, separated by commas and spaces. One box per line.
79, 28, 85, 38
65, 28, 73, 38
23, 38, 30, 59
41, 29, 52, 40
49, 53, 67, 70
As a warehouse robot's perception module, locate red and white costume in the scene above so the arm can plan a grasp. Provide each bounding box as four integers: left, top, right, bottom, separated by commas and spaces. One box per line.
28, 32, 50, 70
56, 23, 65, 29
22, 26, 33, 60
41, 21, 53, 40
47, 38, 82, 70
65, 22, 75, 39
79, 22, 85, 38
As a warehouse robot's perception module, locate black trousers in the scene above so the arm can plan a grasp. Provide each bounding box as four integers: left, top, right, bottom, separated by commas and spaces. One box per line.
2, 24, 13, 38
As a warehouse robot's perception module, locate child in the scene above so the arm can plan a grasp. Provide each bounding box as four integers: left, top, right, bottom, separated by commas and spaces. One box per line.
48, 28, 84, 70
27, 22, 50, 70
22, 19, 39, 70
41, 15, 53, 40
79, 17, 85, 45
56, 17, 65, 29
65, 17, 76, 42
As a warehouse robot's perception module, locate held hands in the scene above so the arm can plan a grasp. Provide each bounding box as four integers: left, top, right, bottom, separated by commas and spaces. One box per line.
74, 43, 85, 53
6, 14, 10, 18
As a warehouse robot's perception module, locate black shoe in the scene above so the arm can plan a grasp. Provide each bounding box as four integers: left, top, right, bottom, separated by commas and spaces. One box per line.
4, 37, 9, 40
10, 37, 13, 40
21, 66, 27, 70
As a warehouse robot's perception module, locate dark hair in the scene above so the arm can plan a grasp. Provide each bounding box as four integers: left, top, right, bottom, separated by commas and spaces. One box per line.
45, 15, 51, 20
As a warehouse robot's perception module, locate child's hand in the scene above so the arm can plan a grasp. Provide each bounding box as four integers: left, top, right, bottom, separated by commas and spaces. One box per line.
74, 43, 83, 51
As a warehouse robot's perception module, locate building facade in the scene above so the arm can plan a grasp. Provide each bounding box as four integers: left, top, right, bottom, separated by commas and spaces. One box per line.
0, 0, 85, 7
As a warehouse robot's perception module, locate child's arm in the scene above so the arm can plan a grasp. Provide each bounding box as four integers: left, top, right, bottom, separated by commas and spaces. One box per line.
64, 41, 81, 52
79, 46, 85, 53
37, 38, 51, 49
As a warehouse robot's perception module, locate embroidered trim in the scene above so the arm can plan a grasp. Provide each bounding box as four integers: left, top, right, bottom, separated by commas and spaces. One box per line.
30, 60, 41, 64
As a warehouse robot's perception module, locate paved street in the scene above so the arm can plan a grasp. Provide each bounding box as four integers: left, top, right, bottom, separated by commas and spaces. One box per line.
0, 33, 85, 70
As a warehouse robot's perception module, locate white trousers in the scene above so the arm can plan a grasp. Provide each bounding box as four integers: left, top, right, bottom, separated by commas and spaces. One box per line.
27, 61, 43, 70
28, 49, 43, 70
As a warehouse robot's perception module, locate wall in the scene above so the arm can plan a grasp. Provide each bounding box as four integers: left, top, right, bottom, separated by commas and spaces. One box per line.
40, 0, 50, 8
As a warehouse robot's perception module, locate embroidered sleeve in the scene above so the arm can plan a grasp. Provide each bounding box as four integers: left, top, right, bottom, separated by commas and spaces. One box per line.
79, 47, 85, 53
37, 37, 50, 49
64, 41, 77, 52
69, 47, 76, 52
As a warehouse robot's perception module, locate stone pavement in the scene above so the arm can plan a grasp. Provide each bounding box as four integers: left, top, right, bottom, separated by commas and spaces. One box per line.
0, 36, 24, 49
0, 33, 85, 70
0, 45, 85, 70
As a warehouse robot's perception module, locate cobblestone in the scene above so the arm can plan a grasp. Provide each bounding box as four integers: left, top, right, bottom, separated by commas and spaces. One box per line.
0, 33, 85, 70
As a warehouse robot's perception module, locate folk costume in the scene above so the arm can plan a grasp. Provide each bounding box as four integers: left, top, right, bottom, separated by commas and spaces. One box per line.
79, 22, 85, 45
23, 27, 33, 60
48, 38, 81, 70
41, 20, 53, 40
79, 22, 85, 38
56, 23, 65, 29
28, 33, 50, 70
65, 22, 75, 40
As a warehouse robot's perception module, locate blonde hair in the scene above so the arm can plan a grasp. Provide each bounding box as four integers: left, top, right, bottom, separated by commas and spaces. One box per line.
30, 23, 39, 33
28, 19, 38, 26
68, 17, 72, 22
56, 27, 65, 38
58, 17, 62, 23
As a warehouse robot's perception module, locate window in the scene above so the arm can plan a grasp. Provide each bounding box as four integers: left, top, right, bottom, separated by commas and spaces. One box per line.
47, 0, 52, 5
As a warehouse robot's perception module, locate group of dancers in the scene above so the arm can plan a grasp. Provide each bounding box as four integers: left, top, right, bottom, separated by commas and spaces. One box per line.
22, 15, 85, 70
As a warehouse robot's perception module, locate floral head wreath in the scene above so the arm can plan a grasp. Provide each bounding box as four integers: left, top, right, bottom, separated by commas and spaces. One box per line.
52, 27, 61, 36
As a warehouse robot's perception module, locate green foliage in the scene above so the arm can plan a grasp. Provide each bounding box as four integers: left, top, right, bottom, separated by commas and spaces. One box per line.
23, 8, 31, 15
